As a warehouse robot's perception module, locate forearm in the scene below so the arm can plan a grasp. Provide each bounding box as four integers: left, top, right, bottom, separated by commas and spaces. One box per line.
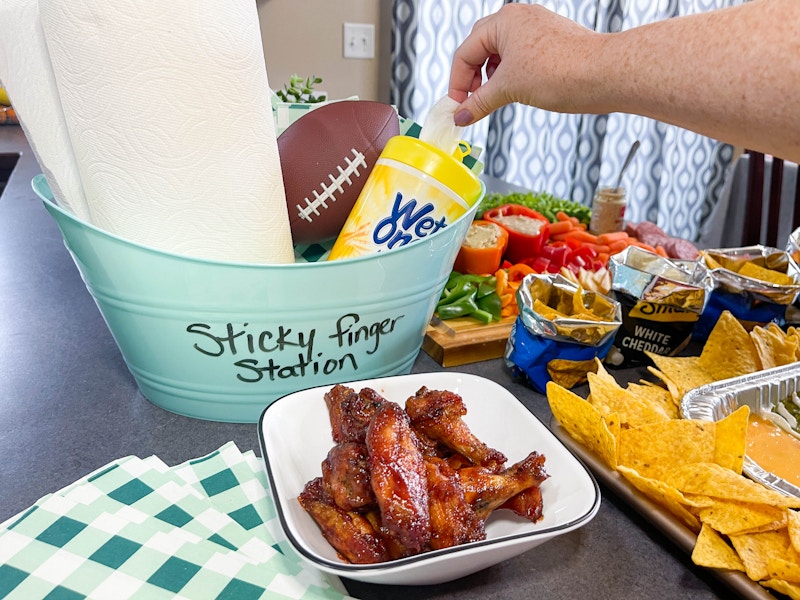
587, 0, 800, 160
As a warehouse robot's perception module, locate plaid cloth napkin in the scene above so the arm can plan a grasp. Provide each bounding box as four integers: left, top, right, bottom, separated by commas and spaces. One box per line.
0, 442, 354, 600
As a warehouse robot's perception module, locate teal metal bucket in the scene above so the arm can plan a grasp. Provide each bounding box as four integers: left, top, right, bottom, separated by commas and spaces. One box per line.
33, 174, 481, 422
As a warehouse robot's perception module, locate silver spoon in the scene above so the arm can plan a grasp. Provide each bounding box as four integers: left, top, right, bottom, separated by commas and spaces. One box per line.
615, 140, 640, 192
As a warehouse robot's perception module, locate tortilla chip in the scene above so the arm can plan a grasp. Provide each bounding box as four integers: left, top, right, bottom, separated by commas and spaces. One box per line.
714, 405, 749, 475
588, 361, 671, 428
625, 381, 680, 418
787, 328, 800, 361
662, 463, 800, 509
769, 557, 800, 583
618, 420, 716, 480
533, 299, 562, 321
698, 310, 760, 381
789, 510, 800, 554
691, 523, 745, 570
546, 381, 618, 469
762, 578, 800, 600
697, 499, 787, 536
617, 465, 702, 532
547, 358, 597, 389
739, 261, 795, 286
701, 251, 725, 271
730, 529, 792, 581
646, 354, 713, 399
751, 325, 800, 370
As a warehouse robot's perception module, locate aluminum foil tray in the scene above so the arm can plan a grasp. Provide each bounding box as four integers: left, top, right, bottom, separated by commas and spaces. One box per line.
681, 362, 800, 498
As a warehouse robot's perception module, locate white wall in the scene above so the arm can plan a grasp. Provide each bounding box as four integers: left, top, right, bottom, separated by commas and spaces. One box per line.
256, 0, 388, 103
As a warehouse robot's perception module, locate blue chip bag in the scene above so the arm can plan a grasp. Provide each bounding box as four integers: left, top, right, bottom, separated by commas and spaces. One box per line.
506, 317, 616, 393
504, 273, 621, 393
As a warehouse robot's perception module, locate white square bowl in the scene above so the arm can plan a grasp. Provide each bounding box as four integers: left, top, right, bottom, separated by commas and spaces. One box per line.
257, 372, 600, 586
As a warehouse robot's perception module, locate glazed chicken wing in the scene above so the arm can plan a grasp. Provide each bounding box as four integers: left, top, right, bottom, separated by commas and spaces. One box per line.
500, 484, 544, 523
324, 384, 386, 443
298, 477, 389, 564
405, 387, 507, 472
425, 457, 486, 550
366, 401, 431, 555
321, 441, 375, 512
458, 451, 548, 520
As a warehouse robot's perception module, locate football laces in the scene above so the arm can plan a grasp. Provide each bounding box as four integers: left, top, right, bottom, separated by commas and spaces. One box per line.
296, 148, 367, 222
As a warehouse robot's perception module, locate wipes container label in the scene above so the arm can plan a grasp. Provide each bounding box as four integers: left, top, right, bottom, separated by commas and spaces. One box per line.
328, 135, 482, 261
329, 158, 469, 259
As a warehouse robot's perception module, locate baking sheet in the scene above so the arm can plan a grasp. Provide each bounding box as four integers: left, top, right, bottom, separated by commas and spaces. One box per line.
550, 419, 776, 600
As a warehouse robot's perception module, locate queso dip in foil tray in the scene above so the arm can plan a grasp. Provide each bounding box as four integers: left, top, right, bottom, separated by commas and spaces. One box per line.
681, 362, 800, 499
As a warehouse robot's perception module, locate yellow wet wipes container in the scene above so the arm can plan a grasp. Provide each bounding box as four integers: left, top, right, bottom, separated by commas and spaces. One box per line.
328, 135, 483, 260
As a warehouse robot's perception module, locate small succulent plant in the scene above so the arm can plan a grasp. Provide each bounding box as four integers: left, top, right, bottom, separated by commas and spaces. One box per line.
275, 74, 327, 104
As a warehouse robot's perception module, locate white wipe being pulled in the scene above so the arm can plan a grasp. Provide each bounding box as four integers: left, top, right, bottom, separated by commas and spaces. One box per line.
419, 96, 464, 157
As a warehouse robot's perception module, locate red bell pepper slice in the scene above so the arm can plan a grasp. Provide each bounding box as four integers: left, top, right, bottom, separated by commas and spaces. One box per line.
482, 204, 550, 264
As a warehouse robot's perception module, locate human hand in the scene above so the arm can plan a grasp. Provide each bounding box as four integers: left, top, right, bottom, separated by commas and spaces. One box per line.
448, 4, 600, 126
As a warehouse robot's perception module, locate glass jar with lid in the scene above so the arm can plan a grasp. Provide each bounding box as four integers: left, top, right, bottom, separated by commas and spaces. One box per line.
589, 187, 627, 235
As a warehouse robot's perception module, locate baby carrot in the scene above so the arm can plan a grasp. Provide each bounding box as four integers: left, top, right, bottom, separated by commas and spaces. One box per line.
597, 231, 630, 245
565, 230, 598, 245
630, 240, 658, 254
586, 243, 611, 254
548, 220, 574, 235
556, 211, 571, 222
608, 239, 630, 253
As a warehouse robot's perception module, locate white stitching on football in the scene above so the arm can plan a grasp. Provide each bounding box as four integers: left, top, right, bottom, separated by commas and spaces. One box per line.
295, 148, 367, 223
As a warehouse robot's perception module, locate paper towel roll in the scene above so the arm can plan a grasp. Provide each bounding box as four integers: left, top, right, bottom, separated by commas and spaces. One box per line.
38, 0, 295, 264
0, 0, 90, 221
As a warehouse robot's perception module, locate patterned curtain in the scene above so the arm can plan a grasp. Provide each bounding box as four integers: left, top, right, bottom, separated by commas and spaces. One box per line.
390, 0, 743, 242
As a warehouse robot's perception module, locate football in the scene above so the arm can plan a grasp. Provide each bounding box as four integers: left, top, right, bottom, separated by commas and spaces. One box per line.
278, 100, 400, 245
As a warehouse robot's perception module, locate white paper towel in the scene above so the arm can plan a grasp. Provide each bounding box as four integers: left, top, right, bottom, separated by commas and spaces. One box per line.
0, 0, 90, 221
38, 0, 295, 264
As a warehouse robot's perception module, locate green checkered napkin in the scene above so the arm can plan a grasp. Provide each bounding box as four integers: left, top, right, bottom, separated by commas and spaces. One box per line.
0, 443, 353, 600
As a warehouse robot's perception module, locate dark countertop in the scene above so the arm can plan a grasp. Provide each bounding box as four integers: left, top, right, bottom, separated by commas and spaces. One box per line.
0, 126, 736, 599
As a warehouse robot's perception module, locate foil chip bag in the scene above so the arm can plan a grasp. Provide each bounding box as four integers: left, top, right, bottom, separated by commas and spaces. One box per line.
694, 245, 800, 338
785, 227, 800, 326
505, 273, 621, 393
607, 246, 706, 367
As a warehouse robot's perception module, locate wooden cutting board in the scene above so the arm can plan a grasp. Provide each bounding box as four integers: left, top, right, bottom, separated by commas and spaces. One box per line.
422, 315, 516, 367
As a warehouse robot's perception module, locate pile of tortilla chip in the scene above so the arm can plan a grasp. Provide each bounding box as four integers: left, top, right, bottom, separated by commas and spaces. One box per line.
547, 310, 800, 598
647, 310, 800, 401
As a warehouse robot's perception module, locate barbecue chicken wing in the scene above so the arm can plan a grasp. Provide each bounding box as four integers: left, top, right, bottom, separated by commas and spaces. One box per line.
425, 457, 486, 549
500, 485, 544, 523
366, 401, 431, 555
325, 384, 386, 443
405, 387, 507, 472
298, 477, 389, 564
321, 441, 375, 512
458, 451, 548, 521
